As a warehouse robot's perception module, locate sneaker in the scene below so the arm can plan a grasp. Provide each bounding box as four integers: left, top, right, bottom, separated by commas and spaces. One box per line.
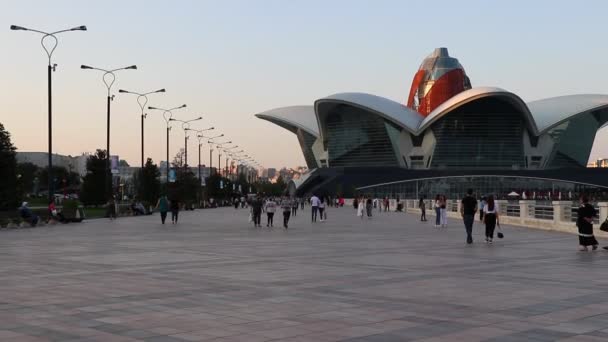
603, 246, 608, 251
579, 246, 589, 251
467, 236, 473, 244
488, 239, 493, 244
592, 245, 598, 251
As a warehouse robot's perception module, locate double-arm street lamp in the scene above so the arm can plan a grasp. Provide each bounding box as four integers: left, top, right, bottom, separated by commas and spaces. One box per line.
223, 147, 243, 177
148, 105, 187, 181
205, 135, 224, 173
208, 139, 231, 175
11, 24, 87, 203
169, 117, 202, 169
118, 88, 165, 168
188, 128, 215, 181
216, 143, 236, 177
81, 64, 137, 199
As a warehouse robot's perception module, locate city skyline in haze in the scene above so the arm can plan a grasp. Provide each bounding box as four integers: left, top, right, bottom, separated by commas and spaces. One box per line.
2, 0, 608, 168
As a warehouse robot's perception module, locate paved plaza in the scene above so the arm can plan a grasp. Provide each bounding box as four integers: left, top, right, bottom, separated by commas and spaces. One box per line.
2, 207, 608, 341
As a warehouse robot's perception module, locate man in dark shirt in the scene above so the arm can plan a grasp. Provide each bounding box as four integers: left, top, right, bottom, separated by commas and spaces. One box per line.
460, 189, 478, 244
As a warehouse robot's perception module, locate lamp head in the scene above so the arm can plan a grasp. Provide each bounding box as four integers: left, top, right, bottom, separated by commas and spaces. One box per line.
10, 25, 27, 31
148, 106, 158, 110
80, 65, 93, 69
169, 118, 176, 121
125, 65, 137, 70
179, 104, 187, 108
71, 25, 87, 31
156, 89, 166, 93
118, 89, 129, 93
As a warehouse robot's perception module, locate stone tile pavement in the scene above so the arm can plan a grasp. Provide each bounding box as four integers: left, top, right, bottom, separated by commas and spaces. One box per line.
0, 206, 608, 341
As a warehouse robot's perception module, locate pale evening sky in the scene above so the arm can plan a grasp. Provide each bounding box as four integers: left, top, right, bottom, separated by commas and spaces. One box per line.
1, 0, 607, 169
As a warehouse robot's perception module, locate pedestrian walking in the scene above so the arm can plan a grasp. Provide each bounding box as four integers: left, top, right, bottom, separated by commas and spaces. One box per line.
310, 194, 320, 222
434, 195, 441, 227
107, 196, 117, 220
170, 197, 180, 224
319, 198, 326, 222
300, 198, 305, 210
366, 197, 373, 219
577, 195, 598, 251
440, 195, 448, 227
479, 197, 486, 222
419, 197, 427, 222
483, 195, 498, 243
460, 189, 478, 244
291, 198, 298, 216
265, 197, 277, 227
357, 196, 365, 220
281, 197, 292, 229
251, 194, 264, 227
155, 195, 169, 224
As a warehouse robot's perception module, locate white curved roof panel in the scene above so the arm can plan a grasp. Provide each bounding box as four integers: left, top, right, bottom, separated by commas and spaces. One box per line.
418, 87, 537, 133
314, 92, 424, 134
255, 105, 319, 137
527, 94, 608, 134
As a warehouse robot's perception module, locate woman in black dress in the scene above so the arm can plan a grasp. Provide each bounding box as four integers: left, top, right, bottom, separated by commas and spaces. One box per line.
577, 195, 598, 251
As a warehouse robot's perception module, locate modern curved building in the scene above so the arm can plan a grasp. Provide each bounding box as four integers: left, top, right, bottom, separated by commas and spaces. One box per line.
256, 48, 608, 197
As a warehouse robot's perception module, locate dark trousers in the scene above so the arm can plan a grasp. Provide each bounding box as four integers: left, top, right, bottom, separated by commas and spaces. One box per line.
301, 202, 304, 210
319, 208, 325, 220
171, 210, 179, 223
267, 212, 274, 226
283, 211, 291, 227
292, 207, 297, 216
480, 210, 484, 222
160, 211, 167, 224
485, 213, 496, 238
463, 214, 474, 239
435, 208, 441, 225
311, 206, 318, 222
420, 209, 426, 221
253, 210, 262, 226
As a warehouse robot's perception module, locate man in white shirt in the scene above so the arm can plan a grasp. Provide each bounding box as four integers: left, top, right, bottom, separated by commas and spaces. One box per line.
310, 194, 320, 222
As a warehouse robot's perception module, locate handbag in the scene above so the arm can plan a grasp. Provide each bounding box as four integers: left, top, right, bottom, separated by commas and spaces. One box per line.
497, 221, 504, 239
600, 218, 608, 232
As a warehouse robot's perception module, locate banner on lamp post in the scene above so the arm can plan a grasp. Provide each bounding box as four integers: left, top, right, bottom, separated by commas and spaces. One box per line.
168, 169, 176, 183
111, 155, 119, 174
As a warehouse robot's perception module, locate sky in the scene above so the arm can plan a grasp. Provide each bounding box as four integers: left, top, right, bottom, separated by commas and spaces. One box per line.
1, 0, 608, 169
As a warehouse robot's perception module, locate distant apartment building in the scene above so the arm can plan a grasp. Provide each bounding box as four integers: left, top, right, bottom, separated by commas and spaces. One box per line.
16, 152, 89, 176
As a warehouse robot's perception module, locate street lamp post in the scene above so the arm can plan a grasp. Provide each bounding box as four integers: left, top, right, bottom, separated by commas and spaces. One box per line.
148, 105, 187, 182
223, 146, 241, 178
189, 128, 214, 181
169, 117, 202, 170
215, 141, 233, 177
206, 135, 225, 175
118, 88, 165, 168
81, 64, 137, 200
11, 24, 87, 203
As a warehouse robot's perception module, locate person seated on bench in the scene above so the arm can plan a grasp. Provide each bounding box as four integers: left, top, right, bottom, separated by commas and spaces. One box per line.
131, 201, 146, 215
48, 199, 66, 223
19, 202, 39, 227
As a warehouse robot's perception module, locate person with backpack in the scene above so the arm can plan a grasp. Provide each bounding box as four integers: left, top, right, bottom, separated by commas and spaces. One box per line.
265, 197, 277, 227
155, 195, 169, 224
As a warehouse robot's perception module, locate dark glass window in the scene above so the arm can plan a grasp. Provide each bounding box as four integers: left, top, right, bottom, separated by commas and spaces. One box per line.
324, 105, 399, 167
430, 97, 526, 169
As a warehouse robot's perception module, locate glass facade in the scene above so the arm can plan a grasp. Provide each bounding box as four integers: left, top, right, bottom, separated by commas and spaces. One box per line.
357, 175, 607, 201
546, 109, 608, 168
324, 104, 399, 167
430, 97, 527, 169
296, 129, 319, 169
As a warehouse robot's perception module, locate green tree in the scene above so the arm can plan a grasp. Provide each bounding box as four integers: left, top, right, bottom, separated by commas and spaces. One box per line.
0, 123, 18, 209
136, 158, 160, 205
16, 162, 39, 196
39, 166, 80, 193
81, 149, 107, 205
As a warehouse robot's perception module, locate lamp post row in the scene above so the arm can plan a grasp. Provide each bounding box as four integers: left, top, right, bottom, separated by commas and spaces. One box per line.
11, 24, 260, 201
